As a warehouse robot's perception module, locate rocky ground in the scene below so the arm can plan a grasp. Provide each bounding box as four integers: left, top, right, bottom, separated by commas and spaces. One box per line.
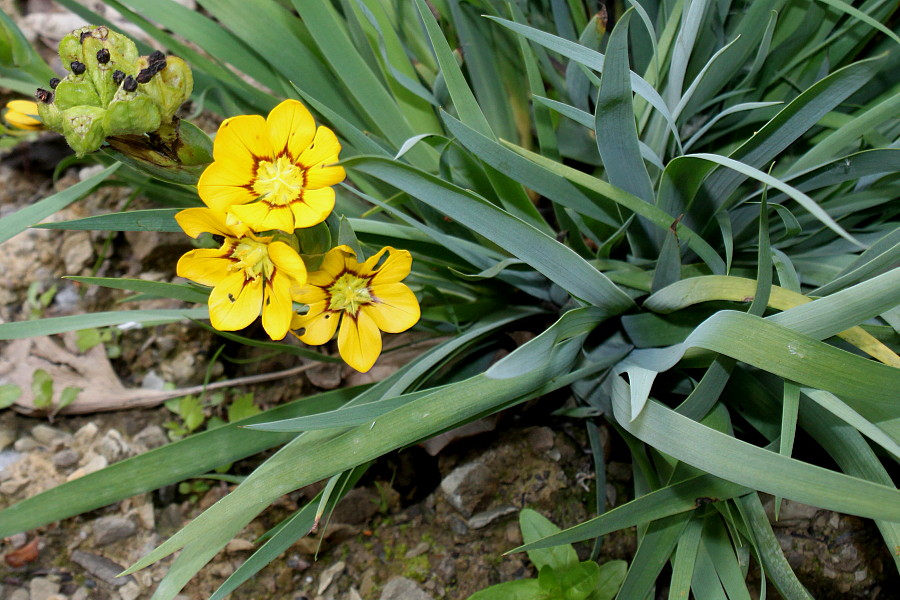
1, 2, 899, 599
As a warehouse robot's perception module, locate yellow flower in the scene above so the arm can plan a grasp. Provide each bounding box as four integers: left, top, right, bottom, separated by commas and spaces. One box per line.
175, 207, 307, 340
198, 99, 345, 235
291, 245, 420, 373
4, 100, 43, 131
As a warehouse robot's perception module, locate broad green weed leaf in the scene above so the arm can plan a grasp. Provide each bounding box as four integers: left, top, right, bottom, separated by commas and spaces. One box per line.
0, 384, 22, 409
519, 508, 578, 572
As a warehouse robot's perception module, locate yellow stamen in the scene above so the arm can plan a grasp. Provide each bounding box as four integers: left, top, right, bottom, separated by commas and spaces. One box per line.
229, 238, 274, 280
327, 273, 373, 316
252, 156, 305, 205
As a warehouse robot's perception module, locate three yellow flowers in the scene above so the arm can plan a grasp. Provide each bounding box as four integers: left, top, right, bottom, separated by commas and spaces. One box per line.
176, 99, 420, 372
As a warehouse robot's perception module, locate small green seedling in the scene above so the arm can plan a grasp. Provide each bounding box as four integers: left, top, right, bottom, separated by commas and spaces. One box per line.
467, 509, 626, 600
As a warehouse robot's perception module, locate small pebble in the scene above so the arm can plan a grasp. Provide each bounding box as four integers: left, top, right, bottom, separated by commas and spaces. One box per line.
31, 424, 70, 446
404, 541, 430, 559
93, 515, 137, 545
30, 576, 60, 600
14, 436, 41, 452
0, 478, 27, 495
74, 422, 99, 444
52, 449, 80, 469
67, 454, 108, 481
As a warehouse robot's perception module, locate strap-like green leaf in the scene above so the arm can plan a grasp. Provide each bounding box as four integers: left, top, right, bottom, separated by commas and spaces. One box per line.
347, 156, 635, 311
0, 164, 120, 245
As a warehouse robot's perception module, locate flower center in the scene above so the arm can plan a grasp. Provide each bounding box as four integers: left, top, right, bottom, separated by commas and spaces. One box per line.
327, 273, 373, 316
252, 156, 306, 205
229, 238, 274, 280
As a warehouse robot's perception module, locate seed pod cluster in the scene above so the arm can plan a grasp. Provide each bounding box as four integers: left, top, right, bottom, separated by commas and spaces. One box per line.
36, 25, 193, 156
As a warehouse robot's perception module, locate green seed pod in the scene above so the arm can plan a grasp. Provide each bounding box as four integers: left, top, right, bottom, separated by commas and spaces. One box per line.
53, 76, 102, 110
58, 27, 90, 66
36, 97, 62, 131
60, 105, 107, 157
104, 90, 161, 137
139, 55, 193, 123
80, 26, 139, 106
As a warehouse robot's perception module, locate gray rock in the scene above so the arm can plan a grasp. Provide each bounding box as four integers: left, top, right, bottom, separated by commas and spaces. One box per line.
31, 424, 70, 446
8, 587, 29, 600
330, 487, 379, 525
468, 505, 518, 529
380, 577, 434, 600
435, 555, 457, 583
0, 426, 16, 451
52, 449, 80, 469
71, 587, 90, 600
71, 551, 134, 587
73, 422, 99, 444
119, 581, 142, 600
30, 577, 60, 600
133, 425, 168, 450
97, 429, 131, 463
525, 426, 555, 454
0, 478, 27, 496
14, 436, 42, 452
93, 515, 137, 545
439, 461, 497, 517
404, 541, 430, 559
317, 560, 346, 595
449, 515, 469, 536
61, 231, 94, 273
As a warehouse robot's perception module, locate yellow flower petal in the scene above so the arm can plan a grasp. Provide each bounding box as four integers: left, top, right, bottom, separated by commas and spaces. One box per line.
358, 246, 390, 276
7, 100, 38, 114
338, 310, 382, 373
229, 201, 295, 233
290, 187, 335, 229
370, 249, 413, 285
298, 126, 341, 166
177, 247, 233, 286
266, 99, 316, 160
5, 100, 42, 130
175, 207, 234, 238
261, 270, 293, 340
198, 163, 258, 212
364, 283, 420, 333
213, 114, 272, 163
304, 164, 346, 190
291, 284, 327, 305
268, 241, 307, 285
309, 245, 354, 286
294, 303, 340, 345
209, 272, 263, 331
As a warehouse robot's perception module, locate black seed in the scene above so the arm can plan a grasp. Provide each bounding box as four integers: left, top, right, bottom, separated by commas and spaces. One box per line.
123, 75, 137, 92
227, 293, 236, 303
112, 70, 125, 85
49, 78, 60, 89
96, 48, 110, 64
35, 88, 53, 103
80, 31, 92, 43
148, 50, 166, 63
70, 61, 86, 75
135, 68, 153, 84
